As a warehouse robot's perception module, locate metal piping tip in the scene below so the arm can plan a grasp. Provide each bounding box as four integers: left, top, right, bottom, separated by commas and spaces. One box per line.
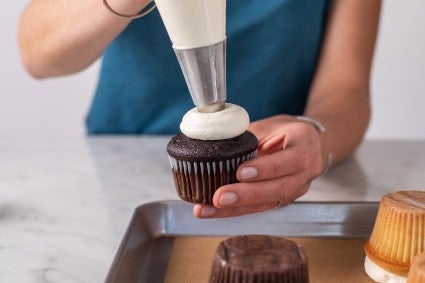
196, 102, 225, 113
174, 40, 227, 113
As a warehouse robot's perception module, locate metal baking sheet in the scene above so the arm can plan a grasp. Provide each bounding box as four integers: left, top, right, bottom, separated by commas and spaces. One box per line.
105, 201, 379, 283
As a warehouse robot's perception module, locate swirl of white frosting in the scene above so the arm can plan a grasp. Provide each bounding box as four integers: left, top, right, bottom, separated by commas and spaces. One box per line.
180, 103, 250, 140
364, 256, 407, 283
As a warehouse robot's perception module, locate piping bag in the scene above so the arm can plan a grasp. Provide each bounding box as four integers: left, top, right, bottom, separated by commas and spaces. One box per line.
154, 0, 227, 113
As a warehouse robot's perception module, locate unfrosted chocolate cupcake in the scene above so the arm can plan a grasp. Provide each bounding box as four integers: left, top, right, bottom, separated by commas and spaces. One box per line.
167, 131, 258, 204
209, 235, 309, 283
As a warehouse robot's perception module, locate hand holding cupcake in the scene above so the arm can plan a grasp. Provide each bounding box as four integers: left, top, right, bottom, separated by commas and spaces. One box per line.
167, 106, 326, 218
192, 114, 325, 218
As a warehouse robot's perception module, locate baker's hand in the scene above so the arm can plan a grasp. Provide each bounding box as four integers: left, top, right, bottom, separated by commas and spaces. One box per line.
193, 115, 325, 218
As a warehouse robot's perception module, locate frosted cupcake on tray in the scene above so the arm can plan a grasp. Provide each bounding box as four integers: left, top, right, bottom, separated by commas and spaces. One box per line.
364, 190, 425, 283
167, 103, 258, 204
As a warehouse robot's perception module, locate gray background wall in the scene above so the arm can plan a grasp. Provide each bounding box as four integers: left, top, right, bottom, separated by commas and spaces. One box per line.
2, 1, 424, 138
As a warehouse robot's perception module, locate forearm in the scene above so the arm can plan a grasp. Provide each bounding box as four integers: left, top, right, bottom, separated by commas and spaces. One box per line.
304, 0, 381, 168
18, 0, 151, 78
304, 89, 370, 167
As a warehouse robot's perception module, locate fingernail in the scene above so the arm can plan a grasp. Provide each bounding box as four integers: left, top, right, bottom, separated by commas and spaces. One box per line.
200, 206, 216, 217
219, 192, 238, 206
240, 167, 258, 180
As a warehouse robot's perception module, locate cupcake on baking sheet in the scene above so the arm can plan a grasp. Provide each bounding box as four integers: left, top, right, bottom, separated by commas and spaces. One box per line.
209, 235, 309, 283
407, 252, 425, 283
364, 190, 425, 283
167, 103, 258, 204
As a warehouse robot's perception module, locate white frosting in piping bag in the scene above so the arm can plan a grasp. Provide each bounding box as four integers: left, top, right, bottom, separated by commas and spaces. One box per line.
180, 103, 249, 140
154, 0, 226, 49
364, 256, 407, 283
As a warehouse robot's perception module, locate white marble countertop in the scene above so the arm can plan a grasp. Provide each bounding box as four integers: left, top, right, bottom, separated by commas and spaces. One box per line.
1, 137, 424, 283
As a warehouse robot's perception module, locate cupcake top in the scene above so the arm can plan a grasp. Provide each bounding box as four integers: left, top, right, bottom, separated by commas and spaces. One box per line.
180, 103, 249, 140
167, 132, 258, 162
216, 235, 307, 272
209, 235, 308, 283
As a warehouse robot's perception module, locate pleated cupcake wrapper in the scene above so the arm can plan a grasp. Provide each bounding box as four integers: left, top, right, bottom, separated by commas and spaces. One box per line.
168, 150, 257, 204
168, 150, 258, 176
210, 256, 308, 283
365, 201, 425, 275
210, 268, 308, 283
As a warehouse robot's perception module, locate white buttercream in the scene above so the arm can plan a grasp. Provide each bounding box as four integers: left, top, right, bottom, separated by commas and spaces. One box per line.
364, 256, 407, 283
180, 103, 249, 140
154, 0, 226, 49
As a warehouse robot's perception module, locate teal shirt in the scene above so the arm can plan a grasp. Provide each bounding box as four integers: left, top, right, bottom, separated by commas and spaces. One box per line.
87, 0, 330, 134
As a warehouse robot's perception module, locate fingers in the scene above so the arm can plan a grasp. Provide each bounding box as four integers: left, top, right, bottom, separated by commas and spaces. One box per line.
237, 147, 317, 182
213, 176, 311, 208
243, 122, 323, 184
193, 202, 278, 218
257, 131, 288, 154
248, 115, 294, 142
193, 177, 311, 218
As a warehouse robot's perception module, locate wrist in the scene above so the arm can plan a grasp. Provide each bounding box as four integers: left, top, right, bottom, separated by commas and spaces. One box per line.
294, 115, 332, 176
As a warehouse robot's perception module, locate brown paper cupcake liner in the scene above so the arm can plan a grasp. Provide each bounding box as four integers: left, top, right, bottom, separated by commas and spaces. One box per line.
168, 150, 257, 204
210, 263, 308, 283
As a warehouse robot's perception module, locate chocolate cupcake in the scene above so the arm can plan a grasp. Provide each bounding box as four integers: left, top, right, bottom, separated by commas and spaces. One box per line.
209, 235, 309, 283
167, 131, 258, 204
167, 103, 258, 204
